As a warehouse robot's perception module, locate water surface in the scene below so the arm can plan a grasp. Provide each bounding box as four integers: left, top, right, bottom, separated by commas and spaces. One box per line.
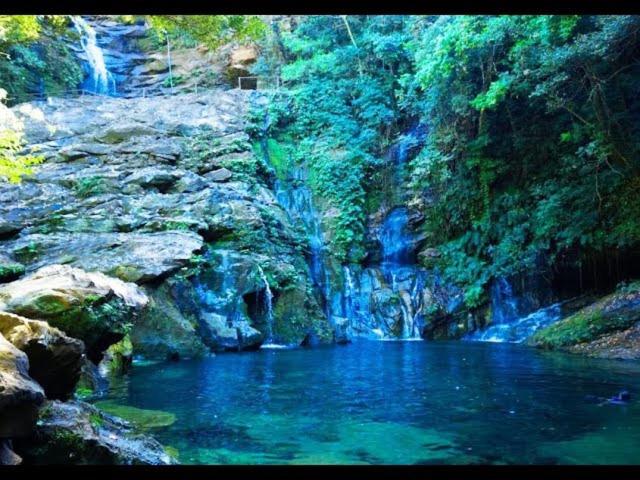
103, 340, 640, 464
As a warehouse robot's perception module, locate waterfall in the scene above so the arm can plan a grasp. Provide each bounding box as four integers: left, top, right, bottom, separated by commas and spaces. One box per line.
467, 302, 563, 343
490, 277, 522, 324
256, 265, 274, 343
254, 94, 333, 320
343, 265, 356, 320
72, 16, 117, 95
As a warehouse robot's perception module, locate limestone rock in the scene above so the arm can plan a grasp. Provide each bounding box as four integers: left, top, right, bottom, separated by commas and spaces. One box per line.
8, 232, 204, 283
0, 333, 45, 438
0, 311, 84, 400
15, 400, 175, 465
204, 167, 233, 183
199, 312, 262, 352
0, 265, 147, 363
531, 283, 640, 359
130, 281, 207, 360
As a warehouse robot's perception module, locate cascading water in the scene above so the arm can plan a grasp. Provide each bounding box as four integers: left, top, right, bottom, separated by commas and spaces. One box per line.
72, 16, 117, 95
490, 277, 522, 324
254, 93, 334, 320
256, 265, 277, 347
467, 303, 563, 343
468, 275, 566, 343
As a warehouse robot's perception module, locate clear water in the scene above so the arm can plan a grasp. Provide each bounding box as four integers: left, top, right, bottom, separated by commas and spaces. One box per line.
103, 340, 640, 465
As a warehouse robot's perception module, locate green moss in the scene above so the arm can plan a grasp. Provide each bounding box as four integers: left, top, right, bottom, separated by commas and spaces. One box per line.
531, 289, 640, 349
163, 445, 180, 461
73, 176, 107, 198
105, 334, 133, 374
13, 293, 132, 363
0, 263, 25, 282
13, 241, 40, 263
93, 401, 176, 431
89, 412, 104, 429
254, 138, 290, 180
74, 386, 94, 400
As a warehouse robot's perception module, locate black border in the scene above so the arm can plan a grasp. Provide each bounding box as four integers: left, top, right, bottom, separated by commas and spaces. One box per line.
4, 465, 640, 479
2, 0, 640, 478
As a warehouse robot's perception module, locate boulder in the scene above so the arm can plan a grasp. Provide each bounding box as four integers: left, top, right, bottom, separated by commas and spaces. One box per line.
332, 317, 352, 344
0, 265, 148, 363
204, 167, 233, 183
530, 282, 640, 359
8, 232, 204, 283
123, 167, 184, 192
14, 400, 175, 465
0, 312, 84, 400
0, 334, 45, 438
199, 312, 262, 352
130, 281, 207, 360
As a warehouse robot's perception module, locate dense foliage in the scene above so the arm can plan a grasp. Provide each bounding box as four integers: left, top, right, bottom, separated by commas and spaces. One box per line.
0, 88, 43, 183
146, 15, 266, 49
258, 15, 640, 305
253, 16, 413, 261
0, 15, 83, 104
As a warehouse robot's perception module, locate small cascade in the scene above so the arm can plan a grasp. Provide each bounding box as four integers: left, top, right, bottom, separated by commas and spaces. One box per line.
343, 265, 356, 320
256, 265, 275, 345
72, 16, 117, 95
490, 277, 522, 324
255, 95, 334, 321
380, 207, 415, 265
467, 302, 564, 343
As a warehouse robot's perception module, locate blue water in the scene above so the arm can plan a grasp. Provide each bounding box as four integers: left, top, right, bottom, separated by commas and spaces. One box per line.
102, 340, 640, 464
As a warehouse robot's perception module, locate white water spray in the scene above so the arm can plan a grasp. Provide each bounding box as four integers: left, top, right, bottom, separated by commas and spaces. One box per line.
257, 265, 281, 348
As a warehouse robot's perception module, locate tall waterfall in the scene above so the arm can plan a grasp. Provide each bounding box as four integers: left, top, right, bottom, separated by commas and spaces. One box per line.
72, 16, 117, 95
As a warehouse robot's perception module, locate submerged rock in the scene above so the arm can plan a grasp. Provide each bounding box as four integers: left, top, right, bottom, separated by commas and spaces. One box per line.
0, 312, 84, 400
199, 312, 262, 352
14, 400, 175, 465
0, 333, 45, 438
93, 401, 176, 431
0, 265, 148, 363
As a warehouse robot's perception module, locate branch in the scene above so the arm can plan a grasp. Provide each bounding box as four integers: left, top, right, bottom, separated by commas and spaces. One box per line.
340, 15, 363, 79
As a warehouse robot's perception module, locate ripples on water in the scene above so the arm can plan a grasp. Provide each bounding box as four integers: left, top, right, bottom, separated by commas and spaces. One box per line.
105, 340, 640, 464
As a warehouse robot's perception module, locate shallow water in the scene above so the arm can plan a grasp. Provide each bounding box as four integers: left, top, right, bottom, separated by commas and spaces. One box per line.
103, 340, 640, 464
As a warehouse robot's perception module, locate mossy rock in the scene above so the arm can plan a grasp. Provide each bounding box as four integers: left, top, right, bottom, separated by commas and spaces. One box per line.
93, 401, 176, 431
531, 285, 640, 349
272, 282, 332, 345
0, 263, 25, 283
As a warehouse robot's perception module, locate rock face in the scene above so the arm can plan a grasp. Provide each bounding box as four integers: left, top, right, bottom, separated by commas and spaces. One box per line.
0, 90, 334, 357
0, 312, 84, 400
14, 400, 175, 465
530, 282, 640, 359
8, 232, 204, 283
225, 44, 258, 87
0, 334, 45, 438
0, 265, 148, 363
